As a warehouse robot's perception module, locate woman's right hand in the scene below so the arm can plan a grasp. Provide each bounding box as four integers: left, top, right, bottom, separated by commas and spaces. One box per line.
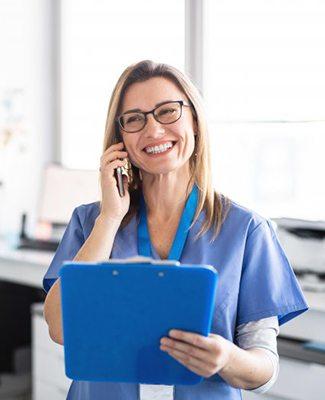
99, 141, 130, 222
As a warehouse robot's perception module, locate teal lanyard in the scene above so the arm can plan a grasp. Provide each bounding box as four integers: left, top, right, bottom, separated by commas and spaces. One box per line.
138, 184, 198, 260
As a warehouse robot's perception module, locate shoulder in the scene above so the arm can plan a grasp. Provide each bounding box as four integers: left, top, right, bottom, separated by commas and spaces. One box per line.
223, 198, 272, 237
73, 201, 101, 228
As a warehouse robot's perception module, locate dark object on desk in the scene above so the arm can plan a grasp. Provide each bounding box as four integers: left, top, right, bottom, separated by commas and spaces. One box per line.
287, 227, 325, 240
0, 281, 45, 373
18, 237, 59, 252
278, 336, 325, 365
304, 341, 325, 353
17, 213, 59, 252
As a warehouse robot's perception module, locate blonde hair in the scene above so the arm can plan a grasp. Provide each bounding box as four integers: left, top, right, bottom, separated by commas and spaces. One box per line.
102, 60, 230, 242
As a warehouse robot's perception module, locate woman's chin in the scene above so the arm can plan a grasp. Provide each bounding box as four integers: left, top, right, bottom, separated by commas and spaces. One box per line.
140, 161, 189, 177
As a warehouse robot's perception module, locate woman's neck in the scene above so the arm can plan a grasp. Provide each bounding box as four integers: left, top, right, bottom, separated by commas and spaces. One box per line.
141, 168, 193, 223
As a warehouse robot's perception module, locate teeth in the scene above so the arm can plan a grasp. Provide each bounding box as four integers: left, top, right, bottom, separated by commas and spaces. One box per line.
145, 142, 173, 154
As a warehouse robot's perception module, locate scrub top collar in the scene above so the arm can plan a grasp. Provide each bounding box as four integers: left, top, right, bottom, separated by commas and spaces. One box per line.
138, 183, 199, 261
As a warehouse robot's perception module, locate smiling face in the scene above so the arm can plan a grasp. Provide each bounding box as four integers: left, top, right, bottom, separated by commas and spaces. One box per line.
120, 77, 197, 176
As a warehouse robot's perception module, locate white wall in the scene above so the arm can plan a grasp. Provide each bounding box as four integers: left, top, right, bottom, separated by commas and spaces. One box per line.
0, 0, 57, 237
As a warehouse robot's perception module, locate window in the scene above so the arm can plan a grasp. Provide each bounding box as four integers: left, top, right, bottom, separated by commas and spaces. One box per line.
60, 0, 185, 170
205, 0, 325, 219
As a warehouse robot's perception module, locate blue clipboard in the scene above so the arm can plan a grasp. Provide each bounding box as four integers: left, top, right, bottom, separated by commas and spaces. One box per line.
59, 259, 218, 385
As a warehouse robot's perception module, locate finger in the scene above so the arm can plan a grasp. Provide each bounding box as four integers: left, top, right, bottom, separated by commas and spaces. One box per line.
106, 142, 124, 151
101, 142, 125, 159
100, 150, 128, 165
168, 330, 213, 351
100, 154, 127, 169
100, 159, 127, 176
160, 338, 210, 363
162, 346, 212, 377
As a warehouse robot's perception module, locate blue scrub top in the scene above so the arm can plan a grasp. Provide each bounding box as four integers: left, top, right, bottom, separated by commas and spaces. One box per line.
43, 188, 308, 400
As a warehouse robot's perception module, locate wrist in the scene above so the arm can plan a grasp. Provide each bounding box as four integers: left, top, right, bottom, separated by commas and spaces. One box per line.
218, 339, 236, 375
96, 214, 122, 230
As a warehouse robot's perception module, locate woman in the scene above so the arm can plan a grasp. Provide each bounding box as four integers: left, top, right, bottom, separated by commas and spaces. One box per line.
43, 60, 308, 400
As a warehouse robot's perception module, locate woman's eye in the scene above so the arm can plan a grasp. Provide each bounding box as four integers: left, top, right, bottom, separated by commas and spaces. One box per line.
159, 108, 176, 116
126, 115, 142, 123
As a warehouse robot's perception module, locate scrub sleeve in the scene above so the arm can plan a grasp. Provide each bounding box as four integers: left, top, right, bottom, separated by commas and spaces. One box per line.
235, 218, 308, 327
43, 207, 85, 293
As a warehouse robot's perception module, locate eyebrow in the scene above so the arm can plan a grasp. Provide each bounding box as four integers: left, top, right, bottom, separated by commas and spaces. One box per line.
122, 100, 179, 114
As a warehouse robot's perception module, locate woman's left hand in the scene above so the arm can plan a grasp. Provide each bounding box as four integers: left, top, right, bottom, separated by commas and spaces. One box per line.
160, 330, 233, 378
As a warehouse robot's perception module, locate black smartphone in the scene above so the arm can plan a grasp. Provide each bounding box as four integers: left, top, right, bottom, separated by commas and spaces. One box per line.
113, 133, 125, 197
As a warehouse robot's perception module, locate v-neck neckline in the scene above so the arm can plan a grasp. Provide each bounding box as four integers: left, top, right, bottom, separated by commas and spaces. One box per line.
137, 184, 199, 261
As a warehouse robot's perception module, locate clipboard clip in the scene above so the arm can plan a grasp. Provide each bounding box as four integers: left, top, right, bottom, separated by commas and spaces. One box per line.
107, 257, 180, 267
150, 259, 180, 266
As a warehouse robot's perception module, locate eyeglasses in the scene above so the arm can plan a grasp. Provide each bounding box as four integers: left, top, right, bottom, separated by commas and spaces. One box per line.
116, 100, 191, 133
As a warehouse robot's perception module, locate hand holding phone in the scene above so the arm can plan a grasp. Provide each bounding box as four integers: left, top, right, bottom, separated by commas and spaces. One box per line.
99, 140, 130, 221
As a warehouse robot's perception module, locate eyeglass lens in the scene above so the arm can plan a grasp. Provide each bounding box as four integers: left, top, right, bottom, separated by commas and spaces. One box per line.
120, 102, 182, 133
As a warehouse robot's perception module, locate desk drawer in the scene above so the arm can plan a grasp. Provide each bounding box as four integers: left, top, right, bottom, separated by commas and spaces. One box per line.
33, 378, 68, 400
242, 392, 286, 400
32, 313, 63, 356
268, 357, 325, 400
32, 310, 71, 392
33, 348, 71, 391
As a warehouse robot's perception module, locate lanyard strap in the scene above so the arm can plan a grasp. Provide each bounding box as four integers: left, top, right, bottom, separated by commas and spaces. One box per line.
138, 184, 198, 261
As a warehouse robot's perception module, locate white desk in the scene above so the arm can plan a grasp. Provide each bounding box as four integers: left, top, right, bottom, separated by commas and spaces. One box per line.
0, 238, 325, 341
0, 240, 53, 288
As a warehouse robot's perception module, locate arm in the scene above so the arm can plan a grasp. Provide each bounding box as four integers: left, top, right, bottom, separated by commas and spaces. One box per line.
43, 215, 121, 345
226, 316, 280, 392
217, 343, 275, 390
160, 317, 279, 391
44, 140, 130, 345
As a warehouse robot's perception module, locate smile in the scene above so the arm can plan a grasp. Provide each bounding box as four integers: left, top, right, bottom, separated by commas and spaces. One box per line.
143, 141, 177, 156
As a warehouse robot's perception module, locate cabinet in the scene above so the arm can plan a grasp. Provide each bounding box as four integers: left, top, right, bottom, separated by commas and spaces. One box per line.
31, 303, 71, 400
242, 355, 325, 400
243, 393, 285, 400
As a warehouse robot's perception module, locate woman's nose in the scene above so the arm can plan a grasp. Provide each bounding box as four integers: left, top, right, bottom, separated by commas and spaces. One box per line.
143, 114, 165, 138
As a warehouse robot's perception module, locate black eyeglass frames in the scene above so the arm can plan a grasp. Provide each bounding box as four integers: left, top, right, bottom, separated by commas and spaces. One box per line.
116, 100, 191, 133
